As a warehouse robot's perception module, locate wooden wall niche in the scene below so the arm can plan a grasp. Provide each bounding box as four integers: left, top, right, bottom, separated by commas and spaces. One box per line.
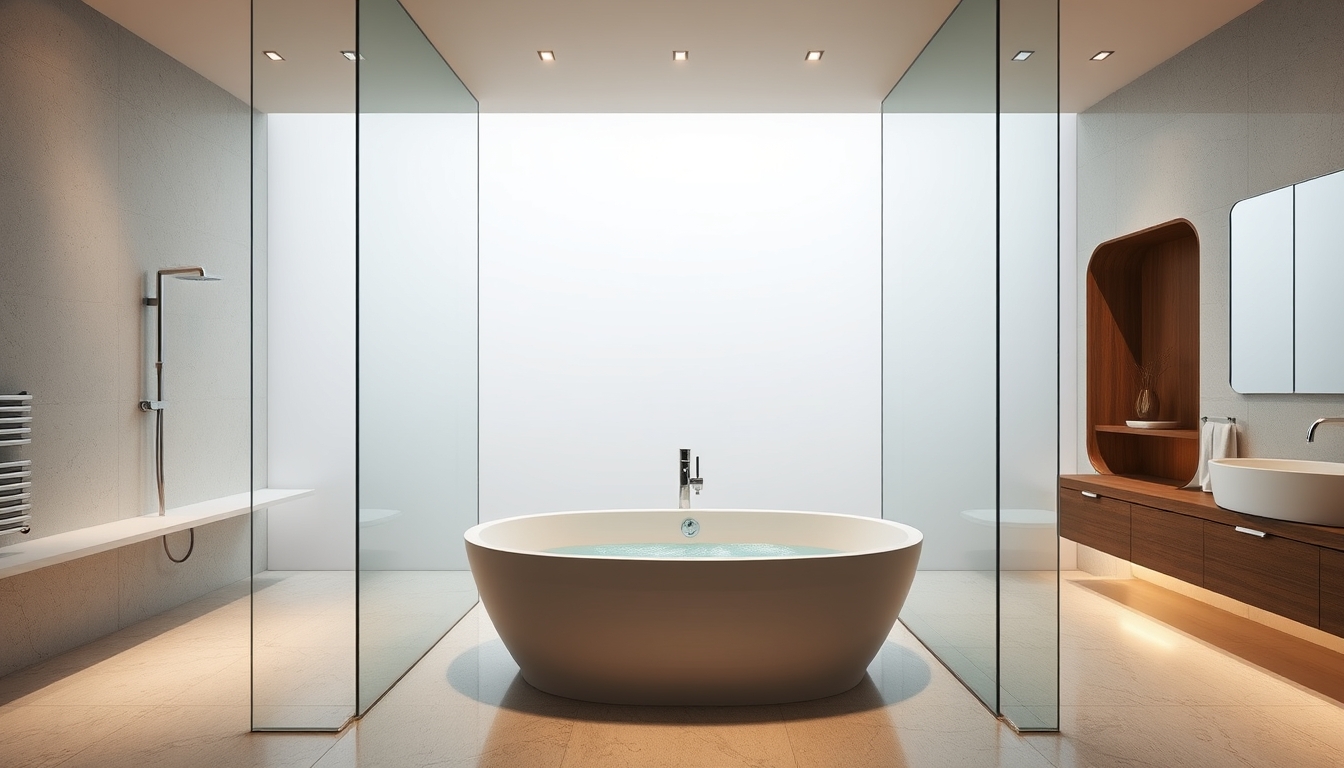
1086, 219, 1200, 483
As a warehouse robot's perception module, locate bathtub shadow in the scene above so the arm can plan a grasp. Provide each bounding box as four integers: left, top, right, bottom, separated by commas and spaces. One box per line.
446, 638, 932, 725
446, 639, 921, 767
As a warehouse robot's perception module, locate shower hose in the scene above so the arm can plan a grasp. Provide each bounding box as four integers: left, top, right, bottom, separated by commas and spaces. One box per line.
156, 408, 194, 563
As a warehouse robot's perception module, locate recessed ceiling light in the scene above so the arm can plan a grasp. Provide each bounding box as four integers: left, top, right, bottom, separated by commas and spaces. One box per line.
1012, 50, 1033, 61
263, 51, 284, 62
1091, 50, 1114, 61
673, 50, 689, 61
538, 50, 555, 62
340, 51, 362, 61
805, 50, 823, 61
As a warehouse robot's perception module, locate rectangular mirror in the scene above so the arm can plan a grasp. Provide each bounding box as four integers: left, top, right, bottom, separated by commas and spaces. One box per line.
1294, 170, 1344, 393
1229, 186, 1294, 394
1229, 167, 1344, 394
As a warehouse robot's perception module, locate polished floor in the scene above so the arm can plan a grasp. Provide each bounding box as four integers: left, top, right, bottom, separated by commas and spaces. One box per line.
2, 572, 1343, 767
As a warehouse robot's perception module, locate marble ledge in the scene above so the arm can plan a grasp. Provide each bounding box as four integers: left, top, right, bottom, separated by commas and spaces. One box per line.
0, 488, 312, 580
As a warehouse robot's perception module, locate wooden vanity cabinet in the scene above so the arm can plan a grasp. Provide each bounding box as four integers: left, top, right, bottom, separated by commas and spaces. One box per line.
1060, 474, 1344, 638
1202, 520, 1319, 627
1321, 549, 1344, 636
1058, 489, 1130, 560
1130, 504, 1202, 586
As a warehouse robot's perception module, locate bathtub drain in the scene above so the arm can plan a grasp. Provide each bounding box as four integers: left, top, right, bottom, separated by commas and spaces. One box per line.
681, 518, 700, 537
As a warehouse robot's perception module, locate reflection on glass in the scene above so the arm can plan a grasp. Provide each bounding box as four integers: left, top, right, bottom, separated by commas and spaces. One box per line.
252, 0, 358, 732
882, 0, 1059, 731
356, 0, 479, 715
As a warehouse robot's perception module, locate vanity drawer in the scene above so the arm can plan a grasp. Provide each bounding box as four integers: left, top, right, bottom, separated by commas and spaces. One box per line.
1059, 488, 1130, 560
1321, 548, 1344, 636
1130, 504, 1203, 586
1203, 521, 1319, 627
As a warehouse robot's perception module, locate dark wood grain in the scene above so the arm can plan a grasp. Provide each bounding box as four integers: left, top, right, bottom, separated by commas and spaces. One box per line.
1060, 474, 1344, 553
1085, 219, 1200, 482
1321, 548, 1344, 636
1130, 503, 1203, 585
1093, 425, 1199, 439
1059, 487, 1131, 560
1203, 521, 1319, 628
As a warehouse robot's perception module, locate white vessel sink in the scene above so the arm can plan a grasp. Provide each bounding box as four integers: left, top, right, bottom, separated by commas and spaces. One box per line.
1208, 458, 1344, 526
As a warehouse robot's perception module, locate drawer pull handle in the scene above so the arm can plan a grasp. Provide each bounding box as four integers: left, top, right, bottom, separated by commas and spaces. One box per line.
1234, 526, 1267, 538
1080, 491, 1099, 499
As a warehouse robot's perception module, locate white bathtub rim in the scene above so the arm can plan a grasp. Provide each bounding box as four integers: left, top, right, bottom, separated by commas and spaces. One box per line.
465, 508, 923, 561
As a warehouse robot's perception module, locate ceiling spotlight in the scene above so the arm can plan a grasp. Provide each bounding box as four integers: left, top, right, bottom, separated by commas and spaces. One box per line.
1012, 50, 1033, 61
805, 50, 823, 61
538, 50, 555, 62
263, 51, 284, 61
673, 50, 689, 61
341, 51, 362, 61
1091, 50, 1114, 61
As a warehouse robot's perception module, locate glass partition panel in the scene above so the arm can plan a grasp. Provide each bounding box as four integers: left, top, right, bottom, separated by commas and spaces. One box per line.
998, 0, 1060, 732
882, 0, 1059, 730
355, 0, 479, 715
252, 0, 358, 731
883, 0, 1000, 708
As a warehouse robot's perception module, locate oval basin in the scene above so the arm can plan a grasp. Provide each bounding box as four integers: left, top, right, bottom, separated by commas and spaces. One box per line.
1209, 458, 1344, 526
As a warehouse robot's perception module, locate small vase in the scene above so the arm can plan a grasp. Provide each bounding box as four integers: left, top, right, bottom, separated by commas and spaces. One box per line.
1135, 388, 1159, 420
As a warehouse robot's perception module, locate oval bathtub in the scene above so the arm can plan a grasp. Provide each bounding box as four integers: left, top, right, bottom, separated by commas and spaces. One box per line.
464, 509, 922, 706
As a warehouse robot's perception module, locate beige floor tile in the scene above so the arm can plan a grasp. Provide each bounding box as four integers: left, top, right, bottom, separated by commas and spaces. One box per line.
0, 703, 157, 768
344, 702, 573, 768
168, 657, 251, 706
1026, 703, 1343, 768
792, 706, 1053, 768
562, 714, 796, 768
57, 704, 340, 768
15, 639, 242, 706
1250, 703, 1344, 757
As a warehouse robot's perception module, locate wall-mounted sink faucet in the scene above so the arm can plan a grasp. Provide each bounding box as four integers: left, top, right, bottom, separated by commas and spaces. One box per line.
679, 449, 704, 510
1307, 418, 1344, 442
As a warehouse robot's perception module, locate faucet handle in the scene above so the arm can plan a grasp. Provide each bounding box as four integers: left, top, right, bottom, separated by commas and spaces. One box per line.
690, 477, 703, 494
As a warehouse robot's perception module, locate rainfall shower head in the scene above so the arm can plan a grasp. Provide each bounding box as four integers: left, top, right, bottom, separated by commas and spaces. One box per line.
159, 266, 221, 282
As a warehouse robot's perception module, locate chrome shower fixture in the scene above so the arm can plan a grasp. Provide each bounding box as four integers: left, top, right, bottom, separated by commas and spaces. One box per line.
141, 267, 222, 562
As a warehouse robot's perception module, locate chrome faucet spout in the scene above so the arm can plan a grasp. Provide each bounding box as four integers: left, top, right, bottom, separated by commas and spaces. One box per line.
678, 449, 703, 509
1307, 418, 1344, 442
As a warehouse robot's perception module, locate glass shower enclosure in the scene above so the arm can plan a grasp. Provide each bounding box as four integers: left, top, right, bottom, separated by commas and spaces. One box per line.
250, 0, 479, 731
882, 0, 1060, 731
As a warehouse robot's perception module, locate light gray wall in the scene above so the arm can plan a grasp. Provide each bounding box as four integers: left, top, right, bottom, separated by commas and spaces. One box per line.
1076, 0, 1344, 471
0, 0, 254, 676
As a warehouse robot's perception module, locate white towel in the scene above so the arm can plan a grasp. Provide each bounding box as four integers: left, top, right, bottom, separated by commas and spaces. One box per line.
1184, 422, 1238, 492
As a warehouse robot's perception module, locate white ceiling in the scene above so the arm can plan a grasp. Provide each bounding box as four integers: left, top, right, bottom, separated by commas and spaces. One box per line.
83, 0, 1265, 113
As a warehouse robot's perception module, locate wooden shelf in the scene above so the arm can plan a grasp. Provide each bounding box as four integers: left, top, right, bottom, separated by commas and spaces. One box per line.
1086, 219, 1200, 482
1094, 425, 1199, 440
0, 488, 313, 580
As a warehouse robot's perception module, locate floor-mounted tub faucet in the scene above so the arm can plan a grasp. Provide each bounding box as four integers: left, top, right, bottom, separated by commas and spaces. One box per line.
1307, 418, 1344, 442
679, 449, 704, 509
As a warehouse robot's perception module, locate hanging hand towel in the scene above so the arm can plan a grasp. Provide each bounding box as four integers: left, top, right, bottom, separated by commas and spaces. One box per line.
1183, 421, 1238, 492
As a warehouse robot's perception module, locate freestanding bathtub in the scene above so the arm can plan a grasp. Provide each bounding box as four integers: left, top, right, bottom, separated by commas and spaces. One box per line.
464, 509, 923, 706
